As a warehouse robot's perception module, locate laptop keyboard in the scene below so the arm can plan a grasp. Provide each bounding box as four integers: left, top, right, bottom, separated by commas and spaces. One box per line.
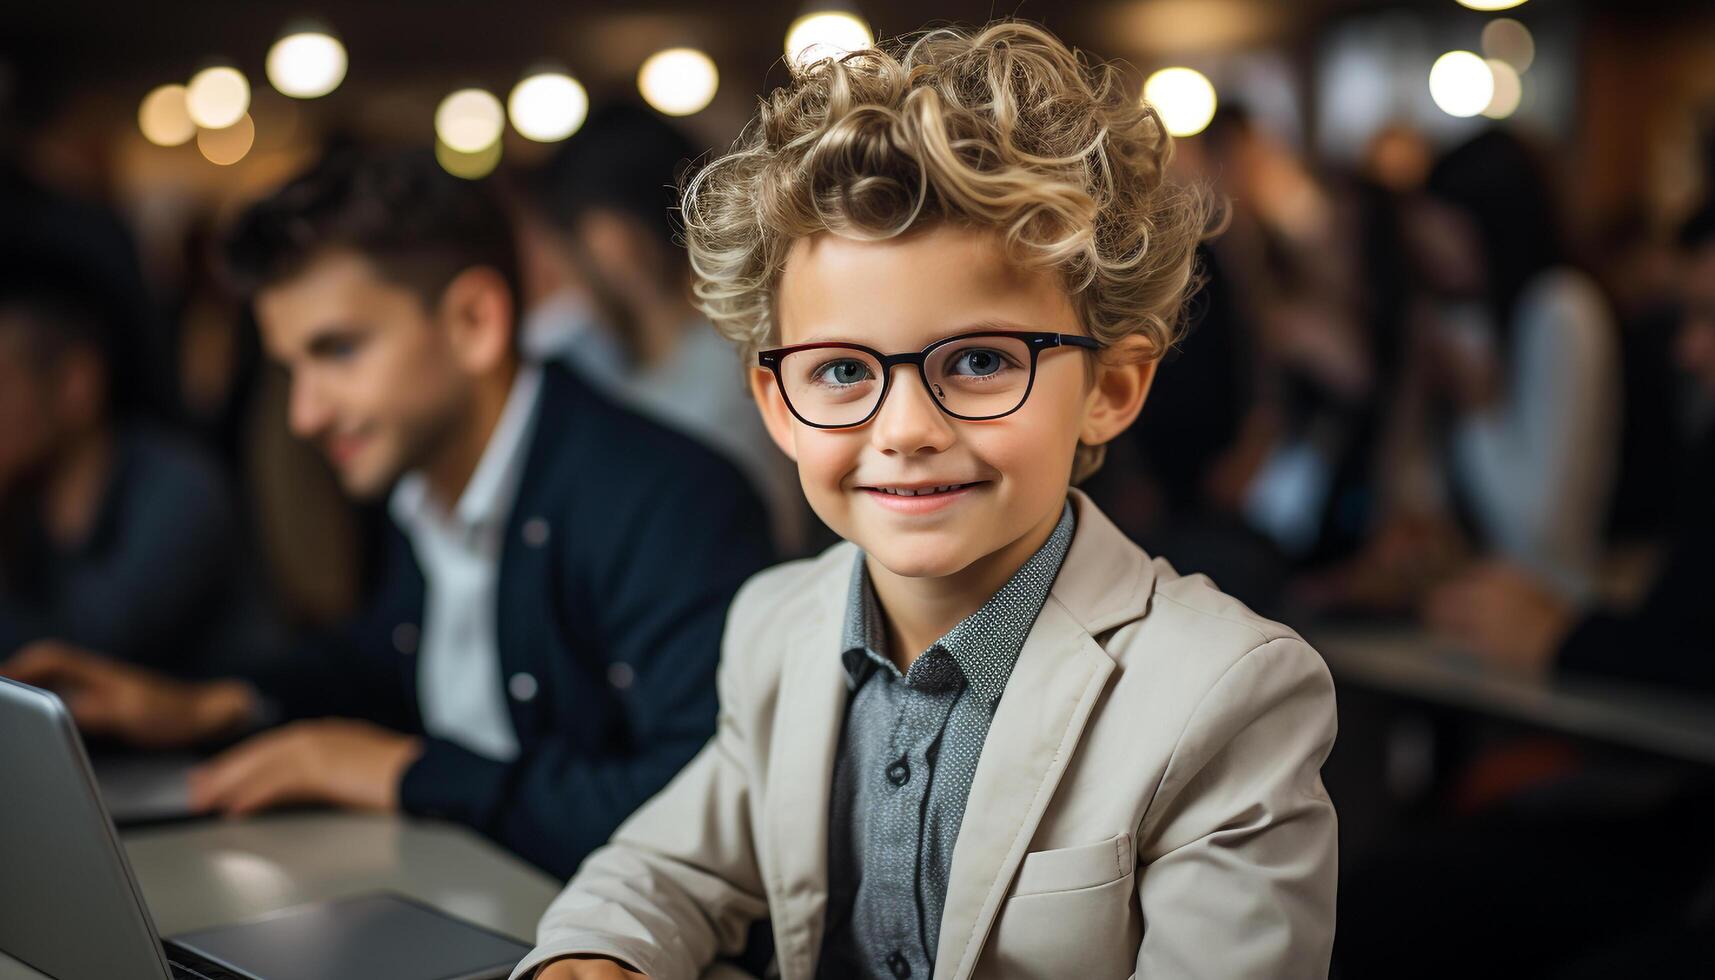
166, 942, 251, 980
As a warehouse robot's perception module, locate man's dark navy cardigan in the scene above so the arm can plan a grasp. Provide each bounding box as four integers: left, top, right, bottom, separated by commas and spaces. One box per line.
250, 362, 776, 878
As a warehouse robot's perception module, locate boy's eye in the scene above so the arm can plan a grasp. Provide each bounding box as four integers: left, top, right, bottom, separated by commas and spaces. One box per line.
813, 358, 874, 386
946, 347, 1014, 378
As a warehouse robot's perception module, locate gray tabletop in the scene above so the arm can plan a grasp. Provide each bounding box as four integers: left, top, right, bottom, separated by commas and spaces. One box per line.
0, 812, 561, 979
1313, 626, 1715, 766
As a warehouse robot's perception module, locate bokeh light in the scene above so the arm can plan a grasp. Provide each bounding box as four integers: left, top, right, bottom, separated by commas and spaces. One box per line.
1456, 0, 1527, 10
1144, 67, 1219, 137
186, 66, 251, 129
266, 31, 348, 99
138, 84, 196, 146
197, 113, 256, 166
1481, 58, 1522, 119
1482, 18, 1535, 73
508, 72, 588, 141
435, 88, 505, 153
638, 48, 719, 117
784, 11, 873, 73
1428, 51, 1494, 118
436, 137, 503, 180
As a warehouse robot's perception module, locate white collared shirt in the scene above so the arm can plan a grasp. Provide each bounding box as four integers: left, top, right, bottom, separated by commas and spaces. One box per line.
389, 363, 544, 762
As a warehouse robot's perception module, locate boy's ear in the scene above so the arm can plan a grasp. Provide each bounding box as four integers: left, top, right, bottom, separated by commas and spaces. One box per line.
1079, 334, 1159, 449
748, 366, 800, 462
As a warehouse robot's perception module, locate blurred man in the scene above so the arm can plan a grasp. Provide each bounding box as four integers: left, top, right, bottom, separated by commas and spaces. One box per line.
515, 101, 810, 553
1426, 199, 1715, 694
0, 263, 275, 678
2, 148, 774, 878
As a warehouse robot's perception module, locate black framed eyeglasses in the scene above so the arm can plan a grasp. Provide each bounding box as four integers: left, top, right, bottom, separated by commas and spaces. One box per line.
757, 330, 1103, 429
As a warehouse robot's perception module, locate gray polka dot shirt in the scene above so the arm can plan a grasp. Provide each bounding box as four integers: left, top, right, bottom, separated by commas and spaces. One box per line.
817, 500, 1076, 980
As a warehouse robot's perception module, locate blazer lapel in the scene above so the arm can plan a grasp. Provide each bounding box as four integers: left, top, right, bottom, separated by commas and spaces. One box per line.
765, 551, 856, 980
932, 597, 1116, 979
931, 489, 1152, 978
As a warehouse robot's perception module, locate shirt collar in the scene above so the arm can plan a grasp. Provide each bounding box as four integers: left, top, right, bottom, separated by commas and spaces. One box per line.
839, 498, 1077, 703
390, 362, 545, 540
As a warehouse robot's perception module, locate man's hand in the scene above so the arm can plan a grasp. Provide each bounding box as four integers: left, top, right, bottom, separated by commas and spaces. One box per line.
0, 640, 256, 748
187, 718, 424, 817
1424, 562, 1577, 674
535, 955, 649, 979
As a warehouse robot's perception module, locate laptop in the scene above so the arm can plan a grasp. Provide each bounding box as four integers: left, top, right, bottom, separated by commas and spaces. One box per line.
0, 676, 533, 980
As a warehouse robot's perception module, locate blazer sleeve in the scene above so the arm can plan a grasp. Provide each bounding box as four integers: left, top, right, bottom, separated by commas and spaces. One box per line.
1134, 636, 1339, 980
400, 451, 776, 880
507, 574, 776, 980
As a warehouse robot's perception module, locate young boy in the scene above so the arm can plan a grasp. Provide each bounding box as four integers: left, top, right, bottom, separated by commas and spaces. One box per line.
517, 20, 1338, 979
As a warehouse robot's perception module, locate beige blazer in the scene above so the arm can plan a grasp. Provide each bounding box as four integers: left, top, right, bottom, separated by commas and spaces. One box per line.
512, 489, 1339, 980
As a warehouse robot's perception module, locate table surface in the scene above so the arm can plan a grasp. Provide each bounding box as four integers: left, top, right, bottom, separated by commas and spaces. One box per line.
1311, 625, 1715, 766
0, 812, 561, 979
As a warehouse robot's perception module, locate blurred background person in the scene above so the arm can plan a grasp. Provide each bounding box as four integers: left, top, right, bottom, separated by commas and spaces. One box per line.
1425, 199, 1715, 693
1409, 130, 1621, 600
513, 101, 811, 554
0, 252, 281, 680
1086, 103, 1418, 615
1301, 130, 1624, 616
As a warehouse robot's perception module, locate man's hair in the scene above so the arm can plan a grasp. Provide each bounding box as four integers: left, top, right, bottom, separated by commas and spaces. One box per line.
1425, 130, 1566, 342
223, 146, 521, 321
680, 19, 1214, 481
1678, 199, 1715, 253
529, 101, 701, 259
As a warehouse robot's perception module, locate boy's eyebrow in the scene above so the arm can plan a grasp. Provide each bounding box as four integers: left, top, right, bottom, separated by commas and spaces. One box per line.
797, 317, 1045, 347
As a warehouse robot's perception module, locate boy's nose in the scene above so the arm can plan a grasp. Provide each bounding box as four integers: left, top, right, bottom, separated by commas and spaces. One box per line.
869, 364, 955, 456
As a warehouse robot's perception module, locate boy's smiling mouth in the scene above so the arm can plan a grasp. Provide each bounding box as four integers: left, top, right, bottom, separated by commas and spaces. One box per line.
865, 482, 983, 497
856, 480, 989, 513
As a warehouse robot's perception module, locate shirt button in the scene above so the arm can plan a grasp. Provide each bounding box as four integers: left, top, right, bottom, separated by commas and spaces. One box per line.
607, 662, 635, 690
521, 517, 551, 548
885, 759, 910, 786
392, 623, 419, 654
885, 951, 911, 978
508, 672, 539, 702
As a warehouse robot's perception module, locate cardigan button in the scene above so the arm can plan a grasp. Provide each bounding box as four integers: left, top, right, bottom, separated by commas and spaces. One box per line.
392, 623, 419, 654
508, 672, 539, 702
521, 517, 551, 548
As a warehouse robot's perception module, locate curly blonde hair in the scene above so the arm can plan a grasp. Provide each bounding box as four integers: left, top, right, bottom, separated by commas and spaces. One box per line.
681, 19, 1215, 481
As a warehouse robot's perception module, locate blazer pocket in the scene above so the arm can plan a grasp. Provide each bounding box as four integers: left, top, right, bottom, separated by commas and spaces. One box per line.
1010, 832, 1133, 897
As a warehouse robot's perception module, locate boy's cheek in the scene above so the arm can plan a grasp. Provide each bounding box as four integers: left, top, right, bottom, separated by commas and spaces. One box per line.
788, 434, 861, 524
967, 418, 1076, 488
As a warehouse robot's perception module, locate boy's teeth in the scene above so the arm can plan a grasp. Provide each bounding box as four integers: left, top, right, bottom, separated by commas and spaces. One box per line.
880, 484, 962, 496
